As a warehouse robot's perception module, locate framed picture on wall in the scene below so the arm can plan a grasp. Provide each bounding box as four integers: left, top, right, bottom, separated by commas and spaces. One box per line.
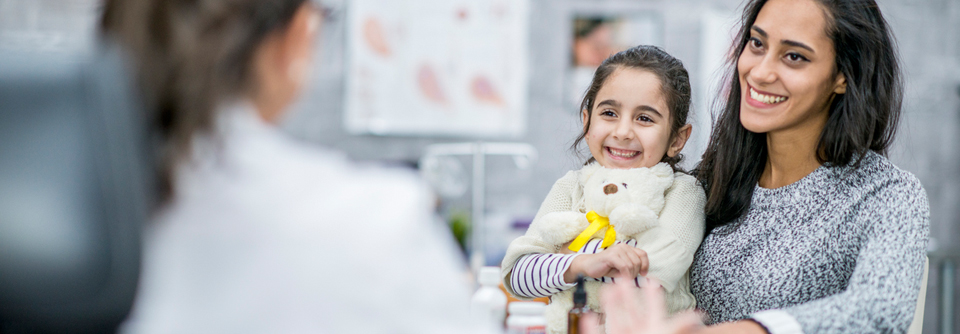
566, 12, 663, 112
343, 0, 530, 138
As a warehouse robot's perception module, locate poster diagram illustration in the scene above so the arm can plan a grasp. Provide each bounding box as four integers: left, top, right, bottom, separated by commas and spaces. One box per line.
344, 0, 530, 137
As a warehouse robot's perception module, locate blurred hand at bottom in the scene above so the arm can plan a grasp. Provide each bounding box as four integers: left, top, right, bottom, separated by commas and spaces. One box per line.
579, 273, 703, 334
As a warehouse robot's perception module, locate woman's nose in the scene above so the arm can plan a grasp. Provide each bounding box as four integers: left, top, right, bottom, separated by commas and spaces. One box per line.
749, 54, 778, 85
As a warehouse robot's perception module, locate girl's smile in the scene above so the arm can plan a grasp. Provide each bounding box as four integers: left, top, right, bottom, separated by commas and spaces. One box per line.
606, 146, 641, 159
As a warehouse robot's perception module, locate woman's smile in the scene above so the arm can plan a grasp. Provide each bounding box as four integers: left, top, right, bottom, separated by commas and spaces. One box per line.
745, 84, 788, 108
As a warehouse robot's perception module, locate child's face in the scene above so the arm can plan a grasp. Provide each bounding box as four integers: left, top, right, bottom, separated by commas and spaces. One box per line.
582, 67, 677, 170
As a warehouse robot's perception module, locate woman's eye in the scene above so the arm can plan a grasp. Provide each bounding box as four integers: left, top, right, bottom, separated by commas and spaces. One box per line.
748, 37, 763, 50
785, 53, 808, 63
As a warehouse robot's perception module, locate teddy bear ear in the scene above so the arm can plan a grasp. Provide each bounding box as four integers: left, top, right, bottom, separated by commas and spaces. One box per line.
579, 162, 604, 184
650, 163, 676, 189
651, 162, 673, 177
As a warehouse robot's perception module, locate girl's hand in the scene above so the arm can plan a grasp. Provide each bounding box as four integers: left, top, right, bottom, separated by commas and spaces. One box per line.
563, 243, 648, 283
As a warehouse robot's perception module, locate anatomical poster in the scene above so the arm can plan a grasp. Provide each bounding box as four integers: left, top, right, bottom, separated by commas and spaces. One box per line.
343, 0, 530, 137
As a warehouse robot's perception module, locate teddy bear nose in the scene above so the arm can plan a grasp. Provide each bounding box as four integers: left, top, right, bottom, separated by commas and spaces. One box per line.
603, 183, 618, 195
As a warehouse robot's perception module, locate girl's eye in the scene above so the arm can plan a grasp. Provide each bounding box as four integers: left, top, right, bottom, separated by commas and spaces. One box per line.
637, 114, 653, 123
600, 109, 616, 117
785, 53, 808, 63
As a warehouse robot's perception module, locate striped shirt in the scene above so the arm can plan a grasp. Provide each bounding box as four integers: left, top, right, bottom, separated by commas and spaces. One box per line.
510, 238, 644, 298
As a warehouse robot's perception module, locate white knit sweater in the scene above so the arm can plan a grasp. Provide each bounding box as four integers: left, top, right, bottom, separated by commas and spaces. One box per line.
500, 165, 706, 313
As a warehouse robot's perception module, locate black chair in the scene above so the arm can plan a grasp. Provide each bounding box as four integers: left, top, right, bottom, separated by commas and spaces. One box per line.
0, 44, 151, 333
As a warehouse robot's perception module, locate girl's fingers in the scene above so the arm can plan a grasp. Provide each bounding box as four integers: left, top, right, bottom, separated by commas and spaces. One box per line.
611, 258, 629, 280
617, 252, 640, 278
622, 247, 643, 273
612, 252, 629, 277
633, 248, 649, 276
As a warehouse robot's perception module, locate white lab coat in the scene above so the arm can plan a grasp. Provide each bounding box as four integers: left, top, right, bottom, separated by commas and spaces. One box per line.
122, 103, 492, 333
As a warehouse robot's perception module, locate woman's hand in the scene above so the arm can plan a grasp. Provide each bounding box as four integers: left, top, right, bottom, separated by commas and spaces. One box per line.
690, 321, 767, 334
579, 273, 704, 334
563, 243, 648, 283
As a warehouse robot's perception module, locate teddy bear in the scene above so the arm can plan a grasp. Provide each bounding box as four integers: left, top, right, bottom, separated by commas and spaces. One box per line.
524, 162, 675, 334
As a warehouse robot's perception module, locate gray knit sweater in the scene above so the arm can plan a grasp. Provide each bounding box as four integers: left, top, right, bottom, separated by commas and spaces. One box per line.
690, 151, 929, 333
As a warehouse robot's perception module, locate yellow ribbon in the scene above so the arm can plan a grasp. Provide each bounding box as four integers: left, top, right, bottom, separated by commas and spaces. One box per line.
567, 211, 617, 252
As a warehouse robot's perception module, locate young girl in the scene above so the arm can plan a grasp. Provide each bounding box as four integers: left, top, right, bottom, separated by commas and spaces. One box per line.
500, 45, 706, 333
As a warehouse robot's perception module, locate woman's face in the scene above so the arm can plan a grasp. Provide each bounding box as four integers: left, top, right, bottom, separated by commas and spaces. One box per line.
737, 0, 847, 135
582, 67, 676, 170
253, 4, 322, 123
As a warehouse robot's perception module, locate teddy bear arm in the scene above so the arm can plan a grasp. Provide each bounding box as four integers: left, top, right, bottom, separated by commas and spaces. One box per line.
608, 204, 660, 238
527, 211, 590, 248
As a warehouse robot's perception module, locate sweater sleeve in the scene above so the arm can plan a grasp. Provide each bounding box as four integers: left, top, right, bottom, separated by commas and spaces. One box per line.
641, 173, 705, 293
758, 176, 930, 333
501, 171, 580, 299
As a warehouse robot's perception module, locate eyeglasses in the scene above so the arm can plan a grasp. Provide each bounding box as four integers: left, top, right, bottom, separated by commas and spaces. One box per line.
312, 1, 339, 22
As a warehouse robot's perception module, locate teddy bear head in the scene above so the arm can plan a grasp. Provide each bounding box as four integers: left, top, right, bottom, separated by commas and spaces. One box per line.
579, 162, 675, 217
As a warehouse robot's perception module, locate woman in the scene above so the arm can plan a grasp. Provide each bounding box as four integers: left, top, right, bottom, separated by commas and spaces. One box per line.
689, 0, 927, 333
100, 0, 492, 332
588, 0, 926, 333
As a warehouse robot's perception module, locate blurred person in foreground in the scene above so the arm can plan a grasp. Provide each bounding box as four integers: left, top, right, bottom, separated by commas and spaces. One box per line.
100, 0, 492, 332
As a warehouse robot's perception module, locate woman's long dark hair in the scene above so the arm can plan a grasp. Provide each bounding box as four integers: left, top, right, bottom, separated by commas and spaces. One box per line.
571, 45, 693, 170
696, 0, 903, 233
101, 0, 308, 203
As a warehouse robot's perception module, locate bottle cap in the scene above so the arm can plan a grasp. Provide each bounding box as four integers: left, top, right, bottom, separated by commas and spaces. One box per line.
508, 301, 546, 315
478, 266, 501, 286
573, 274, 586, 307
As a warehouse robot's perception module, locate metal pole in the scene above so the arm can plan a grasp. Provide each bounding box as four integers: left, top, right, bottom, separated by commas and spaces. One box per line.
470, 141, 486, 274
419, 142, 536, 276
942, 259, 955, 334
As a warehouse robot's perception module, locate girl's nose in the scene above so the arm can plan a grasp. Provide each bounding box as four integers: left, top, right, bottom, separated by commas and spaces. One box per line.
612, 118, 633, 140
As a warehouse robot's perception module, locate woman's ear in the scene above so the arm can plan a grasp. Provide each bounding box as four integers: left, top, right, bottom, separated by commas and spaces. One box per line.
833, 72, 847, 95
667, 124, 692, 157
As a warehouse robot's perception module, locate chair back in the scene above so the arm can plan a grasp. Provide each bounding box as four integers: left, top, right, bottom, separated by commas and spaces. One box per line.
0, 44, 151, 333
907, 256, 929, 334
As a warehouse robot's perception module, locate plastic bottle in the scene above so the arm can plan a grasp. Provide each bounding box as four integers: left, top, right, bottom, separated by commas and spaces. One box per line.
506, 301, 547, 334
567, 275, 589, 334
471, 266, 508, 326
